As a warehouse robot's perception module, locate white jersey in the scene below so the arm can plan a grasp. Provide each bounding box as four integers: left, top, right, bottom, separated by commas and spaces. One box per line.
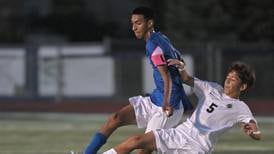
152, 78, 257, 153
178, 78, 256, 152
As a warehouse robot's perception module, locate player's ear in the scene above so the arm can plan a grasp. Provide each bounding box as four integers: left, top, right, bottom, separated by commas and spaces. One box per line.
240, 83, 247, 92
148, 20, 153, 28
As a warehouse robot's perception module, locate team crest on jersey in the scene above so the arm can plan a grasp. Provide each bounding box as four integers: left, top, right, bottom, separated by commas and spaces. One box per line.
226, 104, 232, 108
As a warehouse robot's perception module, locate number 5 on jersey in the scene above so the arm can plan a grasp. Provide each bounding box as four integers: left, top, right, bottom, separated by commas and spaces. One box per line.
206, 103, 218, 113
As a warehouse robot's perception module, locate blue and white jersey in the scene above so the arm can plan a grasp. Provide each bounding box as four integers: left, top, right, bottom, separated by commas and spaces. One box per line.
146, 31, 191, 110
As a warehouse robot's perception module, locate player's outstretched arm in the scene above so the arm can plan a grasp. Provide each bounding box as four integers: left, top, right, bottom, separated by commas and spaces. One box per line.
167, 59, 194, 87
240, 120, 262, 140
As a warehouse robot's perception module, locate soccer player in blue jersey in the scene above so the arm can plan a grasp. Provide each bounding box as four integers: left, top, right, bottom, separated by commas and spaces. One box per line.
84, 6, 192, 154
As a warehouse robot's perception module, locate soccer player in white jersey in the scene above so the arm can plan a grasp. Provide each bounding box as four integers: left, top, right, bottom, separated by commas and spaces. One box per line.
103, 59, 261, 154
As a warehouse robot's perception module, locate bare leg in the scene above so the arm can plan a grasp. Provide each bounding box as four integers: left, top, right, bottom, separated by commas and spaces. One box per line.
84, 104, 137, 154
136, 149, 153, 154
99, 104, 137, 137
114, 131, 156, 154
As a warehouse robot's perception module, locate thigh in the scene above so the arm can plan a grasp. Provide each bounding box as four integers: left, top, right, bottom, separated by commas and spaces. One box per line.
115, 131, 157, 153
146, 109, 167, 133
117, 104, 137, 125
129, 96, 154, 128
164, 106, 184, 128
153, 128, 206, 154
166, 143, 206, 154
145, 105, 184, 133
139, 131, 157, 151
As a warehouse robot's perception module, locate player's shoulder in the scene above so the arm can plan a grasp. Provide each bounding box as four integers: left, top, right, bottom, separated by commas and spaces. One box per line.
210, 82, 223, 90
195, 78, 222, 89
232, 99, 252, 113
146, 32, 166, 53
146, 38, 158, 54
147, 32, 161, 44
237, 100, 250, 108
150, 32, 170, 44
151, 31, 163, 38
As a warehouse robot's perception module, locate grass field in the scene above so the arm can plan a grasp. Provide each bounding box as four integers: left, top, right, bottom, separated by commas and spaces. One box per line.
0, 112, 273, 154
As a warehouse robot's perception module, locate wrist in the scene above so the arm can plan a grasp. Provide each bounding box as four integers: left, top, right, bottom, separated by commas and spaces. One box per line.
252, 130, 261, 135
250, 130, 261, 140
178, 67, 185, 72
178, 61, 185, 72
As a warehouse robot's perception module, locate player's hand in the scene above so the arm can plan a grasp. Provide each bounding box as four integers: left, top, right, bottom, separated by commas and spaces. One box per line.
242, 123, 256, 135
162, 104, 173, 117
241, 122, 261, 140
167, 59, 185, 71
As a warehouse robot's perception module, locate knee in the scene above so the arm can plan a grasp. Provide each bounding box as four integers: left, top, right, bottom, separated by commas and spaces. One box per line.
108, 112, 122, 126
115, 135, 142, 153
122, 135, 153, 152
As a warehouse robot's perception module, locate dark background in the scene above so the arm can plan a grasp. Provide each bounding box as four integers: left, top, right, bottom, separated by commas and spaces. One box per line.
1, 0, 273, 44
0, 0, 273, 114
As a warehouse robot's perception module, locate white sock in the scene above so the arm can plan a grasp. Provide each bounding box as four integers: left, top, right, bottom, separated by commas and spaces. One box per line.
102, 148, 117, 154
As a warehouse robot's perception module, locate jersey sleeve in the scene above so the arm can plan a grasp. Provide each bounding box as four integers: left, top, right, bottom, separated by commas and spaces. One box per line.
193, 78, 222, 98
193, 78, 211, 97
236, 102, 257, 124
150, 46, 167, 66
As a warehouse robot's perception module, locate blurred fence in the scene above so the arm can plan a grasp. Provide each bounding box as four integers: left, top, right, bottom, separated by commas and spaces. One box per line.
187, 43, 274, 100
0, 40, 273, 103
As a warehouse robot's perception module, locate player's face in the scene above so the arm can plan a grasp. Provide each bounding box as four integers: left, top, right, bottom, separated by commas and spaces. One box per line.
131, 14, 150, 40
224, 71, 242, 98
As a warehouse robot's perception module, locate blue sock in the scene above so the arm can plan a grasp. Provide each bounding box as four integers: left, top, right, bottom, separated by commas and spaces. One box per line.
84, 132, 107, 154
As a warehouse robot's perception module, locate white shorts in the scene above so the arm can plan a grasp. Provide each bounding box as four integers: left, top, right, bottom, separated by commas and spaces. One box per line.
129, 95, 184, 133
153, 121, 209, 154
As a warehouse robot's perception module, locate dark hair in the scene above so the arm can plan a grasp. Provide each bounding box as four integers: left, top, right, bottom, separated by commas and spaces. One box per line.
227, 61, 256, 91
132, 6, 155, 21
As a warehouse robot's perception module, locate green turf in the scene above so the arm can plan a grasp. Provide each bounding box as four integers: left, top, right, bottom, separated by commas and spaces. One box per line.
0, 113, 273, 154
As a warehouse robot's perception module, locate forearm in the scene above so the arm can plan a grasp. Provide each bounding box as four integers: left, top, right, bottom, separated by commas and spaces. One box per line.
179, 69, 194, 87
163, 75, 172, 106
167, 59, 194, 87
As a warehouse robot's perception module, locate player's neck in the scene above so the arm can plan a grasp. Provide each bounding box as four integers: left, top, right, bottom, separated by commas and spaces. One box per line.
224, 92, 240, 100
145, 29, 154, 42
